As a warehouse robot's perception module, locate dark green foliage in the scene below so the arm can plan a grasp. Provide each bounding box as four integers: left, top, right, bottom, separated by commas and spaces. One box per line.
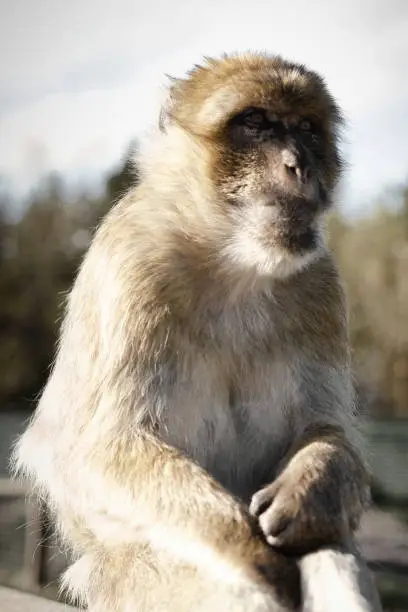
0, 148, 138, 409
106, 141, 139, 204
328, 185, 408, 418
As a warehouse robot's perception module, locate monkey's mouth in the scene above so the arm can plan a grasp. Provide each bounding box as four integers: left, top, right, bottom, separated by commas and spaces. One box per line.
274, 223, 318, 253
270, 193, 323, 253
259, 210, 318, 254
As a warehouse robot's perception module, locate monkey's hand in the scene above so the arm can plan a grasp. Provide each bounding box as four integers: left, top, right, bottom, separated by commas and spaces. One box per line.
249, 424, 370, 554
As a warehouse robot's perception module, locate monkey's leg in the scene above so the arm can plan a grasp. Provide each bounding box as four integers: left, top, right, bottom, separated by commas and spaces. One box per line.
299, 540, 382, 612
63, 543, 298, 612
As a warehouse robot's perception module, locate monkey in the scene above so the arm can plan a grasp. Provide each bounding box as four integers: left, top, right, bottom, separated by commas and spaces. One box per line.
12, 52, 382, 611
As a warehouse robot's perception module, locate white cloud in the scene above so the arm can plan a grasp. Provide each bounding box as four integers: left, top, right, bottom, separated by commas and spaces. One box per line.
0, 77, 162, 192
1, 0, 407, 210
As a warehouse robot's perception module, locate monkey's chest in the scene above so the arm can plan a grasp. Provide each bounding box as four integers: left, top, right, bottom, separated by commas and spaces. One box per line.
159, 356, 300, 501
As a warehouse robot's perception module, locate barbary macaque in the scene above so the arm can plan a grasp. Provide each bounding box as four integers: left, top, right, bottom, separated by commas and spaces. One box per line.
13, 52, 382, 611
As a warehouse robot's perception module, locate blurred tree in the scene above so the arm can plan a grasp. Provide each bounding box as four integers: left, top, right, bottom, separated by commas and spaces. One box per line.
328, 186, 408, 418
105, 142, 139, 213
0, 145, 141, 409
0, 178, 77, 407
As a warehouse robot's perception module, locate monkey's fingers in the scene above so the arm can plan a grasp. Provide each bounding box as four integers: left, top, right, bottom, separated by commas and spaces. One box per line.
261, 510, 294, 546
250, 483, 306, 549
258, 502, 293, 543
249, 482, 280, 517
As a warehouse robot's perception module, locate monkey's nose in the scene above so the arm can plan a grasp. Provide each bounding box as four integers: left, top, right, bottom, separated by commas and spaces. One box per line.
282, 150, 310, 183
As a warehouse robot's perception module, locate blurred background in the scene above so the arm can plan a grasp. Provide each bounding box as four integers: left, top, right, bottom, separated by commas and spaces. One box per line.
0, 0, 407, 610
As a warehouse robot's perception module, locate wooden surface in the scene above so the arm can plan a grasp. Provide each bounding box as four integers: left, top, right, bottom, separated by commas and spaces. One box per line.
0, 586, 76, 611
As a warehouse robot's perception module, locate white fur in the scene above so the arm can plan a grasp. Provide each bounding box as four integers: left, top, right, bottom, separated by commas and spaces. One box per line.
223, 225, 322, 279
198, 85, 245, 126
222, 201, 325, 280
148, 524, 246, 585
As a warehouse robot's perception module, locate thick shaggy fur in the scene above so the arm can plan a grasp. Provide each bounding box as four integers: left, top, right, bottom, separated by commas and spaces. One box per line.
12, 53, 381, 611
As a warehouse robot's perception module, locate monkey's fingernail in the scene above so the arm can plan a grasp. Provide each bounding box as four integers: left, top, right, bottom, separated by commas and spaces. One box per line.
270, 517, 291, 538
260, 509, 291, 539
250, 492, 272, 517
266, 533, 287, 547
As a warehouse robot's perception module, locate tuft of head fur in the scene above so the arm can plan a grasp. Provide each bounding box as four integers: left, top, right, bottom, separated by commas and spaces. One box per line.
165, 53, 343, 135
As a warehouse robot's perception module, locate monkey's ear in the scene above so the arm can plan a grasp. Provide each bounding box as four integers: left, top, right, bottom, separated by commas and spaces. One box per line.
158, 102, 171, 132
159, 75, 180, 133
159, 74, 182, 132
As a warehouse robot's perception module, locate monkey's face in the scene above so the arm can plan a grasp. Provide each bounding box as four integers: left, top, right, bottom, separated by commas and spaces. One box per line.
216, 105, 338, 265
167, 54, 344, 276
210, 75, 343, 274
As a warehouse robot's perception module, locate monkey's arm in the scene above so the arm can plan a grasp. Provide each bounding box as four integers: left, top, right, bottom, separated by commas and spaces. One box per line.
250, 420, 369, 551
77, 428, 272, 562
249, 386, 381, 611
251, 256, 370, 553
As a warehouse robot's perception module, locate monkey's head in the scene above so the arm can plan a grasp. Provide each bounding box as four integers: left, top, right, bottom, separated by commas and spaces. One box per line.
160, 53, 344, 278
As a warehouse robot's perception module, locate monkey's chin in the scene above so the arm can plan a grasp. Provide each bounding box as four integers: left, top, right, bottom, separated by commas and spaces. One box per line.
224, 226, 322, 281
264, 238, 321, 279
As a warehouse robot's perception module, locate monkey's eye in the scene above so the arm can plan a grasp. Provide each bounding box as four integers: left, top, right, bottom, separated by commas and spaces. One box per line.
244, 109, 265, 126
233, 107, 267, 128
300, 119, 312, 131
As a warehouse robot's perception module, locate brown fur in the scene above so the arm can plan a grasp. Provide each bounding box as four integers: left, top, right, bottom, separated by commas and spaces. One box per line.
12, 52, 380, 612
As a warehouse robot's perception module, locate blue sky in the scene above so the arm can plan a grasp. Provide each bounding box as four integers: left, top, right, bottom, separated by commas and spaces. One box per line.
1, 0, 407, 214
